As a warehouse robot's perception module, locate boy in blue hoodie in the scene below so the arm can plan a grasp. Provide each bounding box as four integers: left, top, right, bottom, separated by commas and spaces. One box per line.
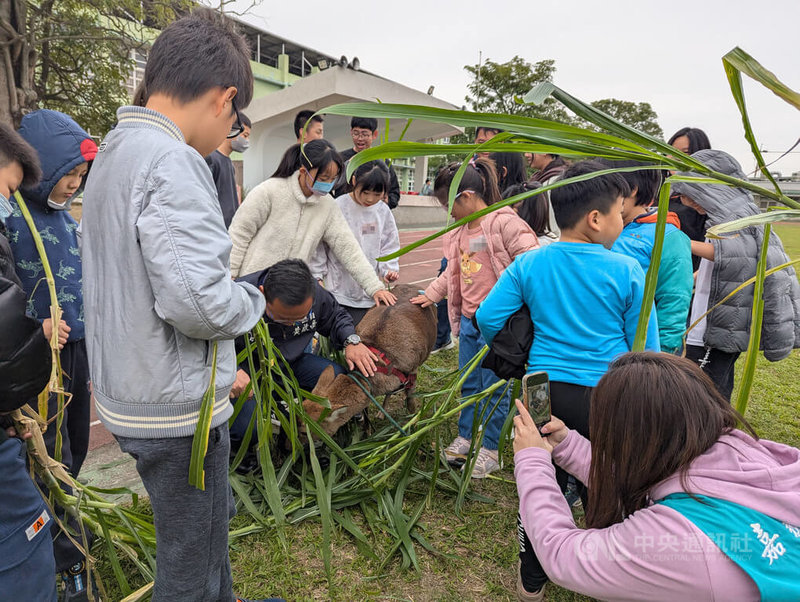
603, 159, 693, 354
5, 109, 97, 599
476, 160, 660, 599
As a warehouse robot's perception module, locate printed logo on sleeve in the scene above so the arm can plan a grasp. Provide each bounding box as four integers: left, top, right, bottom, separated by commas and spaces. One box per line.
25, 510, 50, 541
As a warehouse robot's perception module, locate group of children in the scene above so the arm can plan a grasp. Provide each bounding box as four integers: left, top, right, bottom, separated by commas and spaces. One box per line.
2, 7, 800, 602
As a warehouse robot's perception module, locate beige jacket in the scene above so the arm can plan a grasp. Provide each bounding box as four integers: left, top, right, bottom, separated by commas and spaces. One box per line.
228, 171, 383, 298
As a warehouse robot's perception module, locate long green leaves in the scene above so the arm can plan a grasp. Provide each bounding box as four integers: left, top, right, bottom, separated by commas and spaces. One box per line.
188, 341, 218, 490
734, 224, 771, 414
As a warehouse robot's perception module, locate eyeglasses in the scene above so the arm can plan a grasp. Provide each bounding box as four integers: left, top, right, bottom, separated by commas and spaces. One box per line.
227, 98, 244, 139
352, 130, 374, 140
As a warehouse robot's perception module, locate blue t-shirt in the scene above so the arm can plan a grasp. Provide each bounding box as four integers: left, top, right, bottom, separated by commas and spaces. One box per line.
475, 241, 660, 387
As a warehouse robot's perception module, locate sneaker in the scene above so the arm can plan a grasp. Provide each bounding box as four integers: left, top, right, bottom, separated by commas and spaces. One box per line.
516, 571, 546, 602
442, 435, 471, 465
236, 598, 287, 602
468, 447, 500, 479
430, 338, 456, 354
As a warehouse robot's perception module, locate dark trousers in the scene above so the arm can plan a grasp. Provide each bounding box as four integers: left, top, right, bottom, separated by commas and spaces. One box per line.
685, 345, 741, 401
229, 353, 346, 449
518, 381, 592, 593
0, 437, 58, 601
341, 305, 370, 328
41, 338, 92, 572
435, 258, 451, 347
116, 425, 236, 602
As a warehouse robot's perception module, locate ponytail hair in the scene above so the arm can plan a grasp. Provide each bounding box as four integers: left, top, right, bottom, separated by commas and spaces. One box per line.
349, 160, 390, 195
271, 139, 344, 180
505, 181, 550, 236
433, 156, 502, 206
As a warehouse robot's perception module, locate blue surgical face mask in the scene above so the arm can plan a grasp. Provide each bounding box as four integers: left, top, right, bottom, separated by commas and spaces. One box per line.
307, 174, 335, 196
0, 192, 11, 222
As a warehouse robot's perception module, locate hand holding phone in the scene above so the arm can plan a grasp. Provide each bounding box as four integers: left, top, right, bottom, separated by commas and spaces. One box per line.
522, 371, 551, 436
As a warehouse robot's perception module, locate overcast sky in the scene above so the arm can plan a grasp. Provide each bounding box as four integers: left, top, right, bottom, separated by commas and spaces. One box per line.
226, 0, 800, 177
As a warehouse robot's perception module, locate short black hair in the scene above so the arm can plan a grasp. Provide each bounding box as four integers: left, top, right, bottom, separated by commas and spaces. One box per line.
595, 159, 662, 207
240, 112, 252, 129
263, 259, 316, 306
271, 139, 344, 181
667, 127, 711, 154
294, 110, 323, 138
144, 8, 254, 108
350, 160, 389, 194
550, 160, 631, 230
475, 126, 503, 140
0, 122, 42, 188
351, 117, 378, 132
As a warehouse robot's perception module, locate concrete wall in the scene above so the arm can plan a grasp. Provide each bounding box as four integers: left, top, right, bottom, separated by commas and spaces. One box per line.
393, 194, 449, 230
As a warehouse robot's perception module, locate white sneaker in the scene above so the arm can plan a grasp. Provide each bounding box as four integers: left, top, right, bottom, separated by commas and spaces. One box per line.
443, 435, 471, 465
468, 447, 500, 479
430, 338, 456, 354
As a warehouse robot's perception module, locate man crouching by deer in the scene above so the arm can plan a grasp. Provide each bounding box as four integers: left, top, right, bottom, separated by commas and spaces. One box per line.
229, 258, 389, 454
231, 258, 438, 450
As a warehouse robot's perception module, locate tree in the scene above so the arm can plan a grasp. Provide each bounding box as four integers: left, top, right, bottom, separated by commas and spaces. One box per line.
463, 56, 663, 137
465, 55, 573, 123
0, 1, 193, 135
586, 98, 663, 138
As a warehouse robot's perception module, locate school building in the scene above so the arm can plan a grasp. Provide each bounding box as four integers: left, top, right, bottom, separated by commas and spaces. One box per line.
125, 15, 459, 204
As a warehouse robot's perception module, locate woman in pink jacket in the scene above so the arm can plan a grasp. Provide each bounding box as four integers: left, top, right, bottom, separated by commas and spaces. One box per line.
412, 157, 539, 478
513, 352, 800, 601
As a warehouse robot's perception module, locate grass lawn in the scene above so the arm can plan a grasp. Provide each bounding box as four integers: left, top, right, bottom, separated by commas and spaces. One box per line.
96, 225, 800, 601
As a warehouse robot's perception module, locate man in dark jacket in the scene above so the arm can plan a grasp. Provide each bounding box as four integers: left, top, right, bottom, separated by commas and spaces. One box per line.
230, 259, 380, 449
0, 121, 58, 601
334, 117, 401, 208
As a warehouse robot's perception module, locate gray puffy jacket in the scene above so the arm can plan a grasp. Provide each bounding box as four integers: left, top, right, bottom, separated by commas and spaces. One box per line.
81, 106, 265, 438
672, 149, 800, 360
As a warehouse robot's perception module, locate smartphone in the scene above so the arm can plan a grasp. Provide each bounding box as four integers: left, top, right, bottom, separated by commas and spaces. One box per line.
522, 371, 551, 435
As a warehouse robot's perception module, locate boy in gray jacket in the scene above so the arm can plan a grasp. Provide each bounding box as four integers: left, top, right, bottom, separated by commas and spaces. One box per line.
81, 11, 275, 602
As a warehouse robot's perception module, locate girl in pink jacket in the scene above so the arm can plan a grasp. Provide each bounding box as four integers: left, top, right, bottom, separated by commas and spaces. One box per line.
412, 157, 539, 478
513, 352, 800, 601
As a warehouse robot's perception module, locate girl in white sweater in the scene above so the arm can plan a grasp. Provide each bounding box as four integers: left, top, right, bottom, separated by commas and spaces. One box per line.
229, 139, 396, 307
310, 160, 401, 325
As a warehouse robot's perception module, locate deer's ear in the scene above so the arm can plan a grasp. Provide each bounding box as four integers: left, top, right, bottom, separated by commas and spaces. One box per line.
313, 365, 338, 396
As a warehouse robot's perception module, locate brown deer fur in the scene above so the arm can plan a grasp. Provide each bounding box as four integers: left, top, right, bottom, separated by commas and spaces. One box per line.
303, 284, 438, 436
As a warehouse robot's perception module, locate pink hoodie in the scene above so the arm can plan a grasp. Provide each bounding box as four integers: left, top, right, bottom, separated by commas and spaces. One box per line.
514, 429, 800, 601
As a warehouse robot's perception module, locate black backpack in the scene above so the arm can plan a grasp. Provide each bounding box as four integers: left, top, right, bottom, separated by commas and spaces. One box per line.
475, 305, 533, 381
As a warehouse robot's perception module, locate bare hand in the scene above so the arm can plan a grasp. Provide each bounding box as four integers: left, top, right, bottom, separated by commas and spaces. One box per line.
373, 289, 397, 306
383, 271, 399, 283
42, 318, 70, 349
410, 294, 434, 308
230, 369, 251, 398
345, 342, 379, 377
540, 415, 568, 446
513, 399, 556, 455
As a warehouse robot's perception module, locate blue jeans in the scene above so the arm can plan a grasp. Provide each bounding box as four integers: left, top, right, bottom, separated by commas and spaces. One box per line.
230, 353, 346, 448
457, 316, 511, 450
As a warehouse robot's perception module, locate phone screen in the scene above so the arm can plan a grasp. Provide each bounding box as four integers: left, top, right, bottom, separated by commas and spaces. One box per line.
524, 373, 551, 433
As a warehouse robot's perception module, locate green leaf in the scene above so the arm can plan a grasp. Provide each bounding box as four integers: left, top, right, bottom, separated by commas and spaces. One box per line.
632, 182, 671, 350
707, 209, 800, 236
734, 224, 771, 415
188, 342, 218, 490
306, 426, 333, 585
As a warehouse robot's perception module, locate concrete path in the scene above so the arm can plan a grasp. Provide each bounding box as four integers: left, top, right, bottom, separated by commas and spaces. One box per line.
81, 228, 446, 494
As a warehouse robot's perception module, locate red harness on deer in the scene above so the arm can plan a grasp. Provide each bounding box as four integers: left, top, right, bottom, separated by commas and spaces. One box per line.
366, 345, 417, 390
